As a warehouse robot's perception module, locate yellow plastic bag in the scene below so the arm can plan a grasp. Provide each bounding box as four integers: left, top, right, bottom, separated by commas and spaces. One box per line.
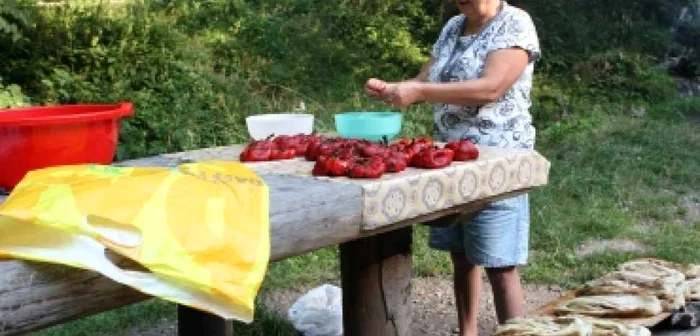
0, 161, 269, 322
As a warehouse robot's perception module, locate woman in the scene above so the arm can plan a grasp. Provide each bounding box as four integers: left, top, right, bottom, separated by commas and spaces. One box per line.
365, 1, 540, 335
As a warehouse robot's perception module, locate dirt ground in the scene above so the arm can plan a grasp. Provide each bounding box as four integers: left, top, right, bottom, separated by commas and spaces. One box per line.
125, 277, 564, 336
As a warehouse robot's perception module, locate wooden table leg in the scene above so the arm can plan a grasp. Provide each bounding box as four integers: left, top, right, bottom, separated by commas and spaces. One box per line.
340, 226, 413, 336
178, 305, 234, 336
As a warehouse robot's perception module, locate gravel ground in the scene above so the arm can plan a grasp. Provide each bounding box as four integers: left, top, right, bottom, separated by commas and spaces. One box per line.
262, 277, 564, 336
125, 277, 565, 336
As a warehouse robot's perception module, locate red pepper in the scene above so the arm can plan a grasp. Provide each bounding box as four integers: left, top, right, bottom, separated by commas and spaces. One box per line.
297, 134, 323, 157
293, 135, 309, 157
247, 135, 278, 151
349, 157, 386, 179
312, 156, 354, 177
270, 148, 296, 160
305, 141, 323, 161
395, 138, 413, 147
307, 134, 325, 144
272, 135, 303, 156
273, 135, 290, 145
409, 138, 433, 155
414, 136, 434, 147
295, 143, 308, 156
240, 148, 272, 162
445, 140, 479, 161
312, 156, 330, 176
385, 154, 408, 173
412, 147, 454, 169
334, 138, 362, 146
389, 144, 416, 162
334, 144, 358, 160
318, 142, 339, 158
409, 152, 424, 168
358, 141, 389, 158
306, 140, 337, 161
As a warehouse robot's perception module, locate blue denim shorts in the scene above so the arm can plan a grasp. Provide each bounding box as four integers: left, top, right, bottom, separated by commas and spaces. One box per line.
428, 194, 530, 268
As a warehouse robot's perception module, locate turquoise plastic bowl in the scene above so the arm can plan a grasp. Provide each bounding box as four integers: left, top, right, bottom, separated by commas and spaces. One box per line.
335, 112, 402, 142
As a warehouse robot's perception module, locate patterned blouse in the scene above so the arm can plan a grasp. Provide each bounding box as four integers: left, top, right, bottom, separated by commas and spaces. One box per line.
428, 2, 541, 149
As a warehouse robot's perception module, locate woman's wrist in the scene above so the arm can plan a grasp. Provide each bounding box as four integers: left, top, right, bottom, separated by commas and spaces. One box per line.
402, 81, 427, 104
412, 82, 427, 102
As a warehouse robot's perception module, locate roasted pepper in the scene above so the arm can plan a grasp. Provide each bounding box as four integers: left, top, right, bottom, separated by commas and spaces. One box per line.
270, 148, 296, 160
412, 147, 454, 169
239, 148, 272, 162
349, 156, 386, 179
312, 156, 355, 177
445, 140, 479, 161
385, 153, 408, 173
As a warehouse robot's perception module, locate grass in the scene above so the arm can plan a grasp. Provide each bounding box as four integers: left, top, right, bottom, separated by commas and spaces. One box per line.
31, 97, 700, 336
31, 300, 175, 336
523, 102, 700, 286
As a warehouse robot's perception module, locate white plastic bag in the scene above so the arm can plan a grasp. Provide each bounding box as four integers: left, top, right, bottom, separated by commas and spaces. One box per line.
287, 284, 343, 336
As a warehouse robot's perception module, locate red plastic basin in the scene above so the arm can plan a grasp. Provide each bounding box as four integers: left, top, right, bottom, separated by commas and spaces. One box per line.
0, 102, 134, 190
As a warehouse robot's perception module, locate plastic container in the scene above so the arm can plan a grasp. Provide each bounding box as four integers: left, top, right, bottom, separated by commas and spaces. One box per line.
335, 112, 402, 142
0, 102, 134, 190
246, 114, 314, 140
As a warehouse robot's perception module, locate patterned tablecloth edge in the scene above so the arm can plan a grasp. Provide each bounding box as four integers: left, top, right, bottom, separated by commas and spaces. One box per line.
359, 151, 551, 230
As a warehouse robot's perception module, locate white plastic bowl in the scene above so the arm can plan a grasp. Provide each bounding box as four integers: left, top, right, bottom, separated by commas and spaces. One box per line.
246, 113, 314, 140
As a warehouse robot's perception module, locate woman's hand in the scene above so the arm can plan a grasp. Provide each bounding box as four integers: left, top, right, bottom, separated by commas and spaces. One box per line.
365, 58, 433, 108
365, 78, 424, 108
365, 78, 388, 99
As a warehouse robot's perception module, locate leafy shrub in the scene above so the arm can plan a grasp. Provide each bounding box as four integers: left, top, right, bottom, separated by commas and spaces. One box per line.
571, 51, 677, 102
0, 0, 31, 42
0, 0, 693, 158
0, 77, 29, 108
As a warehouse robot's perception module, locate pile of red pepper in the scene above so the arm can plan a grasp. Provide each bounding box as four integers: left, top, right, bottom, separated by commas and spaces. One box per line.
240, 134, 479, 179
239, 134, 323, 162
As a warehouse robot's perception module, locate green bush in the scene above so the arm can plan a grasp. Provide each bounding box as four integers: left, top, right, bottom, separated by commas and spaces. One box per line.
572, 51, 678, 102
0, 0, 30, 42
519, 0, 689, 73
0, 0, 692, 158
0, 77, 29, 108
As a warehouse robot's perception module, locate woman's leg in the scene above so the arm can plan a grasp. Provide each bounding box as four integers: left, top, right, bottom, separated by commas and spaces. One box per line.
486, 266, 524, 324
451, 252, 481, 336
462, 195, 530, 328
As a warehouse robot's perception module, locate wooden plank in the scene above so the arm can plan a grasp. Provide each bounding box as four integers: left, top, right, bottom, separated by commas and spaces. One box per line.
0, 260, 148, 336
263, 174, 365, 260
534, 291, 672, 327
341, 227, 413, 336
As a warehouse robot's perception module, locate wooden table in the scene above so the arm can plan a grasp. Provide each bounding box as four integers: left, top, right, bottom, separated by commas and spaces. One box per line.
0, 145, 532, 336
0, 146, 696, 336
1, 145, 539, 336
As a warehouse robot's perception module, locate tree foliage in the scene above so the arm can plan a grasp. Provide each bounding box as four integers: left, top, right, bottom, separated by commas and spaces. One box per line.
0, 0, 695, 158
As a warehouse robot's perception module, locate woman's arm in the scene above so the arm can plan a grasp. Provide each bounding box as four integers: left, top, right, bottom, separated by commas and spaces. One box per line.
382, 48, 529, 108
